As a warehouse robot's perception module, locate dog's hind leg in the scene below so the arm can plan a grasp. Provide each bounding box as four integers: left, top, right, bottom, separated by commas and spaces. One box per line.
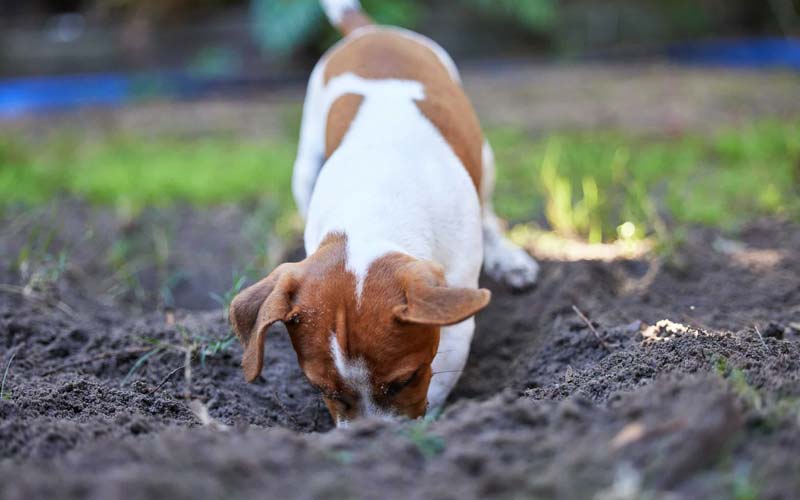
292, 64, 327, 220
480, 140, 539, 290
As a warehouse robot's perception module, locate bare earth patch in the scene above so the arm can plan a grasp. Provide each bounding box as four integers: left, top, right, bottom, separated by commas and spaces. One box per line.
1, 208, 798, 499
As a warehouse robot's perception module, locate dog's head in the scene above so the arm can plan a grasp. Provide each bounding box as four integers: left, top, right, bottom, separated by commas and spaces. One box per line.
229, 234, 489, 425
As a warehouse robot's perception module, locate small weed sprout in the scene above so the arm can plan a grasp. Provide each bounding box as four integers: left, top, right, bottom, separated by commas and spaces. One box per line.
122, 323, 235, 387
121, 323, 231, 429
209, 274, 248, 322
324, 449, 354, 465
714, 356, 763, 412
14, 210, 90, 295
403, 419, 445, 459
102, 237, 147, 304
1, 350, 17, 400
122, 273, 246, 389
731, 463, 759, 500
121, 342, 167, 387
0, 214, 81, 316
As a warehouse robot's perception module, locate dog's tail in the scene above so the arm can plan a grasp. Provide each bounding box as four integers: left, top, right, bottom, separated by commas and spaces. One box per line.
320, 0, 373, 36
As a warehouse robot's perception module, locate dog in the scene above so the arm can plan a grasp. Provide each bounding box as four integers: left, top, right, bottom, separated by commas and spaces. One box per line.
229, 0, 539, 427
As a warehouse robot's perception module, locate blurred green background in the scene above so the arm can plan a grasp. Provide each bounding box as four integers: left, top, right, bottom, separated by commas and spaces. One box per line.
1, 0, 799, 249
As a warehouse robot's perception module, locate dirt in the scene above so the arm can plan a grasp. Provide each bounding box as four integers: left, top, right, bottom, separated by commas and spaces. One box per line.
1, 202, 799, 500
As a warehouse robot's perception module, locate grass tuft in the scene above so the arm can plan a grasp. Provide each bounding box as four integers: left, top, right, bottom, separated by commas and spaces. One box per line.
1, 350, 17, 400
402, 419, 445, 459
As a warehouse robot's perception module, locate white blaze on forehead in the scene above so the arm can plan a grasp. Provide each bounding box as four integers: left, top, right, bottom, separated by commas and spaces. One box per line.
345, 238, 403, 302
329, 333, 388, 418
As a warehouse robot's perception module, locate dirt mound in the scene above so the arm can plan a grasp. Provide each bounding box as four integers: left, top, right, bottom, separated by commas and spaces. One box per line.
1, 213, 799, 499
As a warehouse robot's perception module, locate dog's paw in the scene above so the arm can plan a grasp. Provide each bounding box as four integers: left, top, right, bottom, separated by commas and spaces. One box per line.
484, 241, 539, 291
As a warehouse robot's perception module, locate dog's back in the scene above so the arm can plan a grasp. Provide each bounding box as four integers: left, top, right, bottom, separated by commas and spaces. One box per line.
298, 4, 486, 286
322, 28, 485, 191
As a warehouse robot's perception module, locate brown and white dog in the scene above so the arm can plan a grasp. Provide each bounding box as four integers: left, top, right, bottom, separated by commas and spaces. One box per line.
230, 0, 539, 426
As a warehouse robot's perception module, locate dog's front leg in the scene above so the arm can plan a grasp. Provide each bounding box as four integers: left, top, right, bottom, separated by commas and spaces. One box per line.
427, 317, 475, 414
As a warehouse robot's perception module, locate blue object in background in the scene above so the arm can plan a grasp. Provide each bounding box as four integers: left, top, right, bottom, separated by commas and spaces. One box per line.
668, 37, 800, 71
0, 73, 130, 117
0, 70, 295, 118
1, 37, 799, 118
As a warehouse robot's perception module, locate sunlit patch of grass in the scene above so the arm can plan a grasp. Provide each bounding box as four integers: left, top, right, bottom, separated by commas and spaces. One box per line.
508, 223, 653, 262
489, 119, 800, 242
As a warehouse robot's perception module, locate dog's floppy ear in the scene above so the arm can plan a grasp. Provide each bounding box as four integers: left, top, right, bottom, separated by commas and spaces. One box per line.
393, 260, 491, 326
229, 263, 301, 382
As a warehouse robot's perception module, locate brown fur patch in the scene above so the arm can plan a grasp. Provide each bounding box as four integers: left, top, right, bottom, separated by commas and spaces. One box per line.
326, 93, 365, 158
280, 235, 438, 420
231, 232, 491, 421
322, 29, 484, 191
339, 10, 372, 36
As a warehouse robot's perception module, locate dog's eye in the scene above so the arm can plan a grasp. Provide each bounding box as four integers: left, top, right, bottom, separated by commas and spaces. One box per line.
328, 391, 354, 411
385, 369, 420, 397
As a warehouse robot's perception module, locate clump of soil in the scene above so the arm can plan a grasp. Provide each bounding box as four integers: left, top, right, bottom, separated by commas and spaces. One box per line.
1, 209, 799, 499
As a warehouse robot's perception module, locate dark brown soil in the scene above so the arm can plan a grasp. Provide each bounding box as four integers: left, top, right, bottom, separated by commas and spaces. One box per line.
1, 205, 799, 500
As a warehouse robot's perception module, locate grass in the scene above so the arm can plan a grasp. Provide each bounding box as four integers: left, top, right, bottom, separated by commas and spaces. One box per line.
490, 119, 800, 241
122, 323, 236, 388
121, 271, 246, 387
120, 271, 246, 388
714, 354, 800, 430
209, 274, 248, 322
13, 212, 76, 293
714, 357, 764, 413
0, 133, 296, 213
1, 118, 798, 244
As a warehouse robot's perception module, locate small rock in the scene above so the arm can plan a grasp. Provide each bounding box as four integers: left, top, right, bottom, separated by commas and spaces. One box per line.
712, 237, 746, 255
764, 322, 784, 339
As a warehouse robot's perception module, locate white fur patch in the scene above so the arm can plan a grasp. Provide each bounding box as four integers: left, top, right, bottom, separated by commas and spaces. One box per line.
346, 239, 404, 302
428, 317, 475, 412
329, 333, 386, 419
320, 0, 361, 25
